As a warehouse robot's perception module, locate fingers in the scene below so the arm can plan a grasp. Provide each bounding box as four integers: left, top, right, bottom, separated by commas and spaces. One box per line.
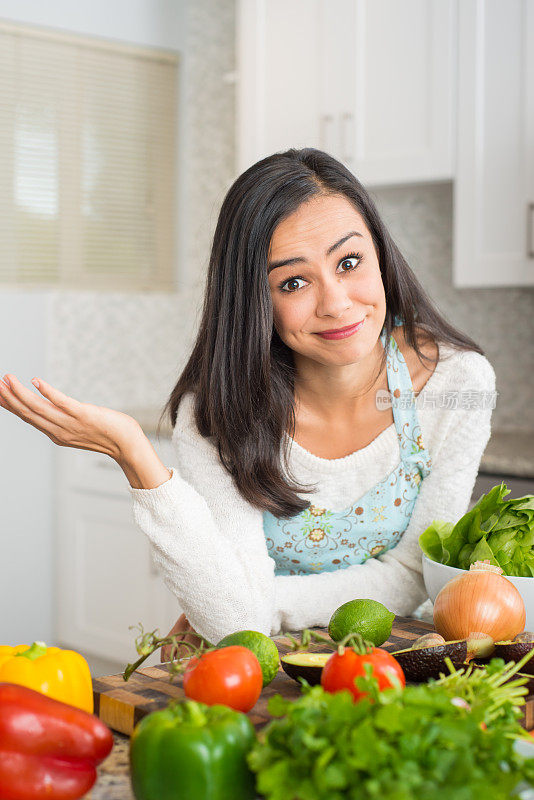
166, 613, 189, 638
31, 376, 81, 413
0, 374, 65, 428
160, 639, 192, 663
160, 614, 197, 663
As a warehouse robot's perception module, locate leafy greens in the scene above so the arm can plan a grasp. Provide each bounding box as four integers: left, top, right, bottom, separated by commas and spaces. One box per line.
419, 482, 534, 576
247, 662, 534, 800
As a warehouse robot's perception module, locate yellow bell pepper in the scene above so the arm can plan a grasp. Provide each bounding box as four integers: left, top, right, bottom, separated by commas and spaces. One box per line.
0, 641, 93, 713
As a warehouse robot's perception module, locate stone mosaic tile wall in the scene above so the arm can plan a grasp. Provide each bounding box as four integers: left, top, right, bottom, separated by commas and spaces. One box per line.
372, 182, 534, 431
47, 289, 199, 411
48, 0, 534, 431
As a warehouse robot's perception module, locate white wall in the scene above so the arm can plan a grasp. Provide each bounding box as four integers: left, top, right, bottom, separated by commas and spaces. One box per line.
0, 0, 188, 645
0, 293, 53, 643
0, 0, 186, 49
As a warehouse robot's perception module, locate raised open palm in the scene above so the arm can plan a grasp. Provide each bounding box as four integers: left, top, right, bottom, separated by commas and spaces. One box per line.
0, 373, 141, 460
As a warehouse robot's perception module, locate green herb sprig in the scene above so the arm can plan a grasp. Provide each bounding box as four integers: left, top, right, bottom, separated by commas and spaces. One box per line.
433, 649, 534, 728
248, 657, 534, 799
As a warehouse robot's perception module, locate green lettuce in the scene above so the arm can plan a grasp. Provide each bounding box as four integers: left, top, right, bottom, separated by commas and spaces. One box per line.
419, 482, 534, 576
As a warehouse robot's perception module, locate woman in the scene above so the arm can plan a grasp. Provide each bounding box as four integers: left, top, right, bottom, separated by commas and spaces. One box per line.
0, 148, 496, 663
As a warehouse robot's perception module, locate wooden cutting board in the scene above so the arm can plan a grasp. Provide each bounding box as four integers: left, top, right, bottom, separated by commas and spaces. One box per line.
92, 616, 534, 735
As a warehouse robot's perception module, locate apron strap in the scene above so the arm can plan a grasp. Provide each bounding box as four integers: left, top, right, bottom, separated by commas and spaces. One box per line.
381, 327, 432, 478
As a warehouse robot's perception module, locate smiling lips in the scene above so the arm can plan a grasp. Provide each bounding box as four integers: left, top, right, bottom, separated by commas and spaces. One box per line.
314, 318, 366, 340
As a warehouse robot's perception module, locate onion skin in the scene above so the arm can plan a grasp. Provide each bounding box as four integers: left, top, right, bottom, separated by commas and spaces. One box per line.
433, 570, 525, 642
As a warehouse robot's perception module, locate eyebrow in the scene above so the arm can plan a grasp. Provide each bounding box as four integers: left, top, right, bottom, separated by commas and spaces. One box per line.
267, 230, 364, 274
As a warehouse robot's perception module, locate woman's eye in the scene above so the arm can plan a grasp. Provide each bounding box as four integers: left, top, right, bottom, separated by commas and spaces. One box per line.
337, 254, 362, 273
278, 252, 362, 293
281, 277, 307, 293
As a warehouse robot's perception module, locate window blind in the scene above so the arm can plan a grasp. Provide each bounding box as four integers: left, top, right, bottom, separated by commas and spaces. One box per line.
0, 21, 177, 290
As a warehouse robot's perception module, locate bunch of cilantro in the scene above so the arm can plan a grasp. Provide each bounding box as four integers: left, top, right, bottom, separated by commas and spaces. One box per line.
247, 661, 534, 800
419, 482, 534, 576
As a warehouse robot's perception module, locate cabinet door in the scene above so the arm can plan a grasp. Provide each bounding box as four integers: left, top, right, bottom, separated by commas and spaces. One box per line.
236, 0, 323, 173
348, 0, 455, 186
454, 0, 534, 287
55, 491, 174, 663
236, 0, 455, 184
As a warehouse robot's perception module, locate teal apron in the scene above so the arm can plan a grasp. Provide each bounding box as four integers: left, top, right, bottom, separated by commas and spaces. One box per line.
263, 323, 433, 576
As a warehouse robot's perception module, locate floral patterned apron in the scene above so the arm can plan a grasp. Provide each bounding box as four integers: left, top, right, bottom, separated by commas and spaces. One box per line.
263, 322, 433, 576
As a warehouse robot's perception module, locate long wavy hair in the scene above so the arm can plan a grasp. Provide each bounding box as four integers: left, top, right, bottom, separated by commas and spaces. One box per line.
161, 147, 483, 517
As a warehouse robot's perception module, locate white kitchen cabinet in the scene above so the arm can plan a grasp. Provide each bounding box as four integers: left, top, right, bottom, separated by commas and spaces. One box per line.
236, 0, 322, 168
453, 0, 534, 287
236, 0, 456, 186
55, 439, 181, 665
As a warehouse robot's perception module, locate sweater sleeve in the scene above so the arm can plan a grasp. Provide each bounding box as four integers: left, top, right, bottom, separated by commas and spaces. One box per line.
129, 395, 278, 644
272, 351, 497, 630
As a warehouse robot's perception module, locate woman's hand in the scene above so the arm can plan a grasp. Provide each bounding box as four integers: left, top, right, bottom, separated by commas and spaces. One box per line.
0, 373, 141, 461
161, 613, 205, 663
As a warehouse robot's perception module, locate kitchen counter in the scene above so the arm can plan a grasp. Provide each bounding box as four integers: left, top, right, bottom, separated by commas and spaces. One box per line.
130, 406, 534, 480
88, 617, 433, 798
88, 732, 134, 799
479, 430, 534, 480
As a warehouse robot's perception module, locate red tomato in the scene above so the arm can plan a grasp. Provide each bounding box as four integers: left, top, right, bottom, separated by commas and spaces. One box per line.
321, 646, 405, 701
182, 645, 263, 712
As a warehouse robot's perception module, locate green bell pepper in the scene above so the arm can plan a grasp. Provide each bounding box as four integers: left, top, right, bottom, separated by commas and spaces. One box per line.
129, 699, 257, 800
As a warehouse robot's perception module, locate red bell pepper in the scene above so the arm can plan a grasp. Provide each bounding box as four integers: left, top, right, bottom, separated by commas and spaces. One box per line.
0, 682, 113, 800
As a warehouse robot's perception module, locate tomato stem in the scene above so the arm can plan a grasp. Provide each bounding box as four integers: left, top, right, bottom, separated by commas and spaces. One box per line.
283, 628, 338, 654
282, 628, 375, 656
123, 623, 216, 682
337, 632, 374, 654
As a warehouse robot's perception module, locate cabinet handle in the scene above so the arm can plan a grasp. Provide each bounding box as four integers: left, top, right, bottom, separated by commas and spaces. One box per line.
340, 112, 353, 165
528, 203, 534, 258
320, 114, 334, 149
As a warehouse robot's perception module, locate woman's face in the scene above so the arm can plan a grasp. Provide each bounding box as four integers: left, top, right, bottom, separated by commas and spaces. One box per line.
267, 193, 386, 367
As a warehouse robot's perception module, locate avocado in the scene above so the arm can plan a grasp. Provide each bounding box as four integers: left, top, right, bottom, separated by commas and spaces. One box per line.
280, 652, 331, 685
493, 641, 534, 674
391, 639, 468, 682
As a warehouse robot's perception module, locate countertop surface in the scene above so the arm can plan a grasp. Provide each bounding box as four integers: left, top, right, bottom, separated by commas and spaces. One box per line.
88, 732, 133, 799
88, 616, 433, 798
129, 406, 534, 480
479, 430, 534, 479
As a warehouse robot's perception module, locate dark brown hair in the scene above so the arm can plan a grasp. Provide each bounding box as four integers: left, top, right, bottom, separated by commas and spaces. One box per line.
161, 148, 483, 517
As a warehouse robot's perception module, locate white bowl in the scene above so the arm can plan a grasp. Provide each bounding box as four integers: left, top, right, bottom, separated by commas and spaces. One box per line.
422, 553, 534, 632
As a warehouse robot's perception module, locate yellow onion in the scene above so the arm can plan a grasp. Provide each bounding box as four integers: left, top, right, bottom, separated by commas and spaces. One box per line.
433, 561, 525, 642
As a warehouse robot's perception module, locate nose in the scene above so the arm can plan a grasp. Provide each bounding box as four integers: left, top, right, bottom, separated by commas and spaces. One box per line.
315, 276, 353, 319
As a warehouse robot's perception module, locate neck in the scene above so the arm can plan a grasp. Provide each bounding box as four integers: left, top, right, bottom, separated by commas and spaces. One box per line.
293, 337, 386, 419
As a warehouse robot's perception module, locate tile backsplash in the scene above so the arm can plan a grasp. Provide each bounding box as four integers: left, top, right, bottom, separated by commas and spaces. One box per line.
372, 182, 534, 431
47, 0, 534, 431
47, 289, 199, 412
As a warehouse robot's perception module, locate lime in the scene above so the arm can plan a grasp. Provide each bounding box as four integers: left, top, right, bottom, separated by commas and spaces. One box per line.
217, 630, 280, 686
328, 599, 395, 646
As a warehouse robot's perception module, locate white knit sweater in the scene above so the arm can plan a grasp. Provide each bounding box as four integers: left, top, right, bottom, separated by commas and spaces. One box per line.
129, 343, 496, 644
